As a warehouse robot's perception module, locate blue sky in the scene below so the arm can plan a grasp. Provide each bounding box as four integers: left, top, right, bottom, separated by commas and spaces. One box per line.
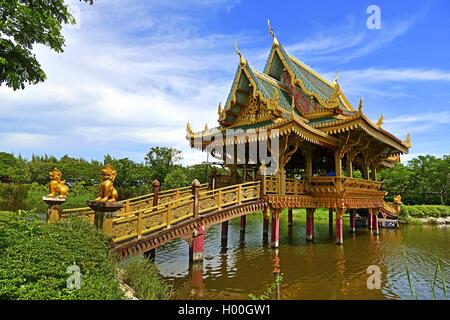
0, 0, 449, 164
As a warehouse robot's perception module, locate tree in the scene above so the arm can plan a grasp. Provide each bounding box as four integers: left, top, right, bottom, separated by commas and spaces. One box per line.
144, 147, 182, 183
163, 167, 189, 190
0, 0, 94, 90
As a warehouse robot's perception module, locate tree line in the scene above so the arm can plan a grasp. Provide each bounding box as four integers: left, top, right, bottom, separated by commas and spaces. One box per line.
0, 147, 208, 198
380, 155, 449, 205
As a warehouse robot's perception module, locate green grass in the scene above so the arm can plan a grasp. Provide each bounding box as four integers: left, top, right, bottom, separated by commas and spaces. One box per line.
119, 256, 173, 300
400, 205, 450, 219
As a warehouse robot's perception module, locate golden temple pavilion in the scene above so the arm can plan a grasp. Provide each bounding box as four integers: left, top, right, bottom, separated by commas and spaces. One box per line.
186, 22, 411, 244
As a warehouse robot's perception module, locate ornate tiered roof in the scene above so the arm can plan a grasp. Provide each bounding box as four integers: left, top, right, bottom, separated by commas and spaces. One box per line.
187, 22, 411, 160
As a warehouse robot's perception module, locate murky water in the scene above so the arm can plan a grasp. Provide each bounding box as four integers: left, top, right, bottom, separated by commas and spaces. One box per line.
155, 210, 449, 300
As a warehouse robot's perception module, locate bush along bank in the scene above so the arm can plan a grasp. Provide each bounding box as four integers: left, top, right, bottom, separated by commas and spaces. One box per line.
0, 212, 172, 300
399, 205, 450, 225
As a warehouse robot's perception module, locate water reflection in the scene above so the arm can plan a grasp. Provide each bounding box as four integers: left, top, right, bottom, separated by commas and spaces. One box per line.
155, 211, 449, 300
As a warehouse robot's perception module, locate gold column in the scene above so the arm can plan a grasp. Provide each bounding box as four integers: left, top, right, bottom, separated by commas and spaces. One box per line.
346, 158, 353, 178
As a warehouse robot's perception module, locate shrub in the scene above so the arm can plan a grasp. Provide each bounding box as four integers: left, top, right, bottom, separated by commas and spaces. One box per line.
400, 205, 450, 218
0, 183, 30, 211
0, 213, 124, 300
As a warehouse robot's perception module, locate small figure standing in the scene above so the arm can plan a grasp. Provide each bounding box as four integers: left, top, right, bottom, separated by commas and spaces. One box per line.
95, 164, 119, 202
47, 168, 69, 198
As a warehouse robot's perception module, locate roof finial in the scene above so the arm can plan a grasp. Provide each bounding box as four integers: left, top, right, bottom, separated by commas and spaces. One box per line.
376, 114, 384, 127
186, 122, 193, 135
204, 123, 209, 132
267, 19, 279, 48
234, 41, 247, 67
334, 69, 339, 83
217, 102, 222, 115
358, 96, 363, 113
404, 133, 412, 147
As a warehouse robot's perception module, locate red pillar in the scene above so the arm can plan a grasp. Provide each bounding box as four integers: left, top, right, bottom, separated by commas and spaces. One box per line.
221, 221, 228, 245
372, 208, 379, 235
367, 210, 373, 229
189, 224, 205, 262
271, 209, 280, 248
240, 215, 246, 233
263, 208, 269, 236
288, 208, 293, 227
336, 208, 344, 244
189, 261, 204, 298
349, 209, 356, 234
306, 208, 314, 241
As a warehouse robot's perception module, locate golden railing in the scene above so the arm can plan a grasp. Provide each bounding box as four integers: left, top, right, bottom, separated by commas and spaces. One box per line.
109, 181, 261, 243
198, 181, 260, 214
262, 175, 382, 195
111, 195, 195, 243
61, 183, 208, 218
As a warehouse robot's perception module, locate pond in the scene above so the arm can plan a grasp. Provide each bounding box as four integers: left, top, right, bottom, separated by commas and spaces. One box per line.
155, 210, 449, 300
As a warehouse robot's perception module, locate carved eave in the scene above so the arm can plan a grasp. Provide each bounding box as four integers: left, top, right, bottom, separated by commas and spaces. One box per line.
187, 116, 338, 151
312, 114, 410, 154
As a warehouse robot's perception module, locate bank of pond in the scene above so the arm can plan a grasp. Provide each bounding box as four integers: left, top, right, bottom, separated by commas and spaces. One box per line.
0, 208, 448, 300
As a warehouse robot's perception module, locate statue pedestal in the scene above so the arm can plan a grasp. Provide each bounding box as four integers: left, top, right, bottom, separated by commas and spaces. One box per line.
42, 196, 66, 223
87, 201, 123, 235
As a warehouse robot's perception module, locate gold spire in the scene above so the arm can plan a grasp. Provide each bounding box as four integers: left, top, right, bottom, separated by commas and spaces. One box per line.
334, 69, 339, 83
404, 133, 412, 147
204, 123, 209, 132
376, 114, 384, 127
358, 96, 363, 113
186, 122, 193, 135
217, 102, 222, 116
234, 41, 246, 67
267, 19, 279, 48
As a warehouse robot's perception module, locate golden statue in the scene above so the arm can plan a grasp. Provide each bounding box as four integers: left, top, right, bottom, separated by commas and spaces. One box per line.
394, 194, 402, 204
95, 164, 119, 202
47, 168, 69, 198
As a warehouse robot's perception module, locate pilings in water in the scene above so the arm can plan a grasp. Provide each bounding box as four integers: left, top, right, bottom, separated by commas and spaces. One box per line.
367, 210, 373, 230
336, 208, 344, 244
328, 208, 333, 229
263, 207, 270, 237
240, 215, 246, 233
372, 208, 379, 235
288, 208, 293, 227
271, 209, 281, 248
306, 208, 315, 241
221, 221, 228, 247
349, 209, 356, 234
190, 224, 205, 262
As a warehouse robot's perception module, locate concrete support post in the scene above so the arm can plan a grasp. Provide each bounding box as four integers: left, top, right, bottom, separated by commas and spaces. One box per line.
87, 201, 123, 236
336, 208, 344, 244
189, 224, 205, 262
306, 208, 315, 241
349, 209, 356, 233
372, 208, 379, 235
367, 210, 373, 229
42, 197, 66, 224
271, 209, 281, 248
